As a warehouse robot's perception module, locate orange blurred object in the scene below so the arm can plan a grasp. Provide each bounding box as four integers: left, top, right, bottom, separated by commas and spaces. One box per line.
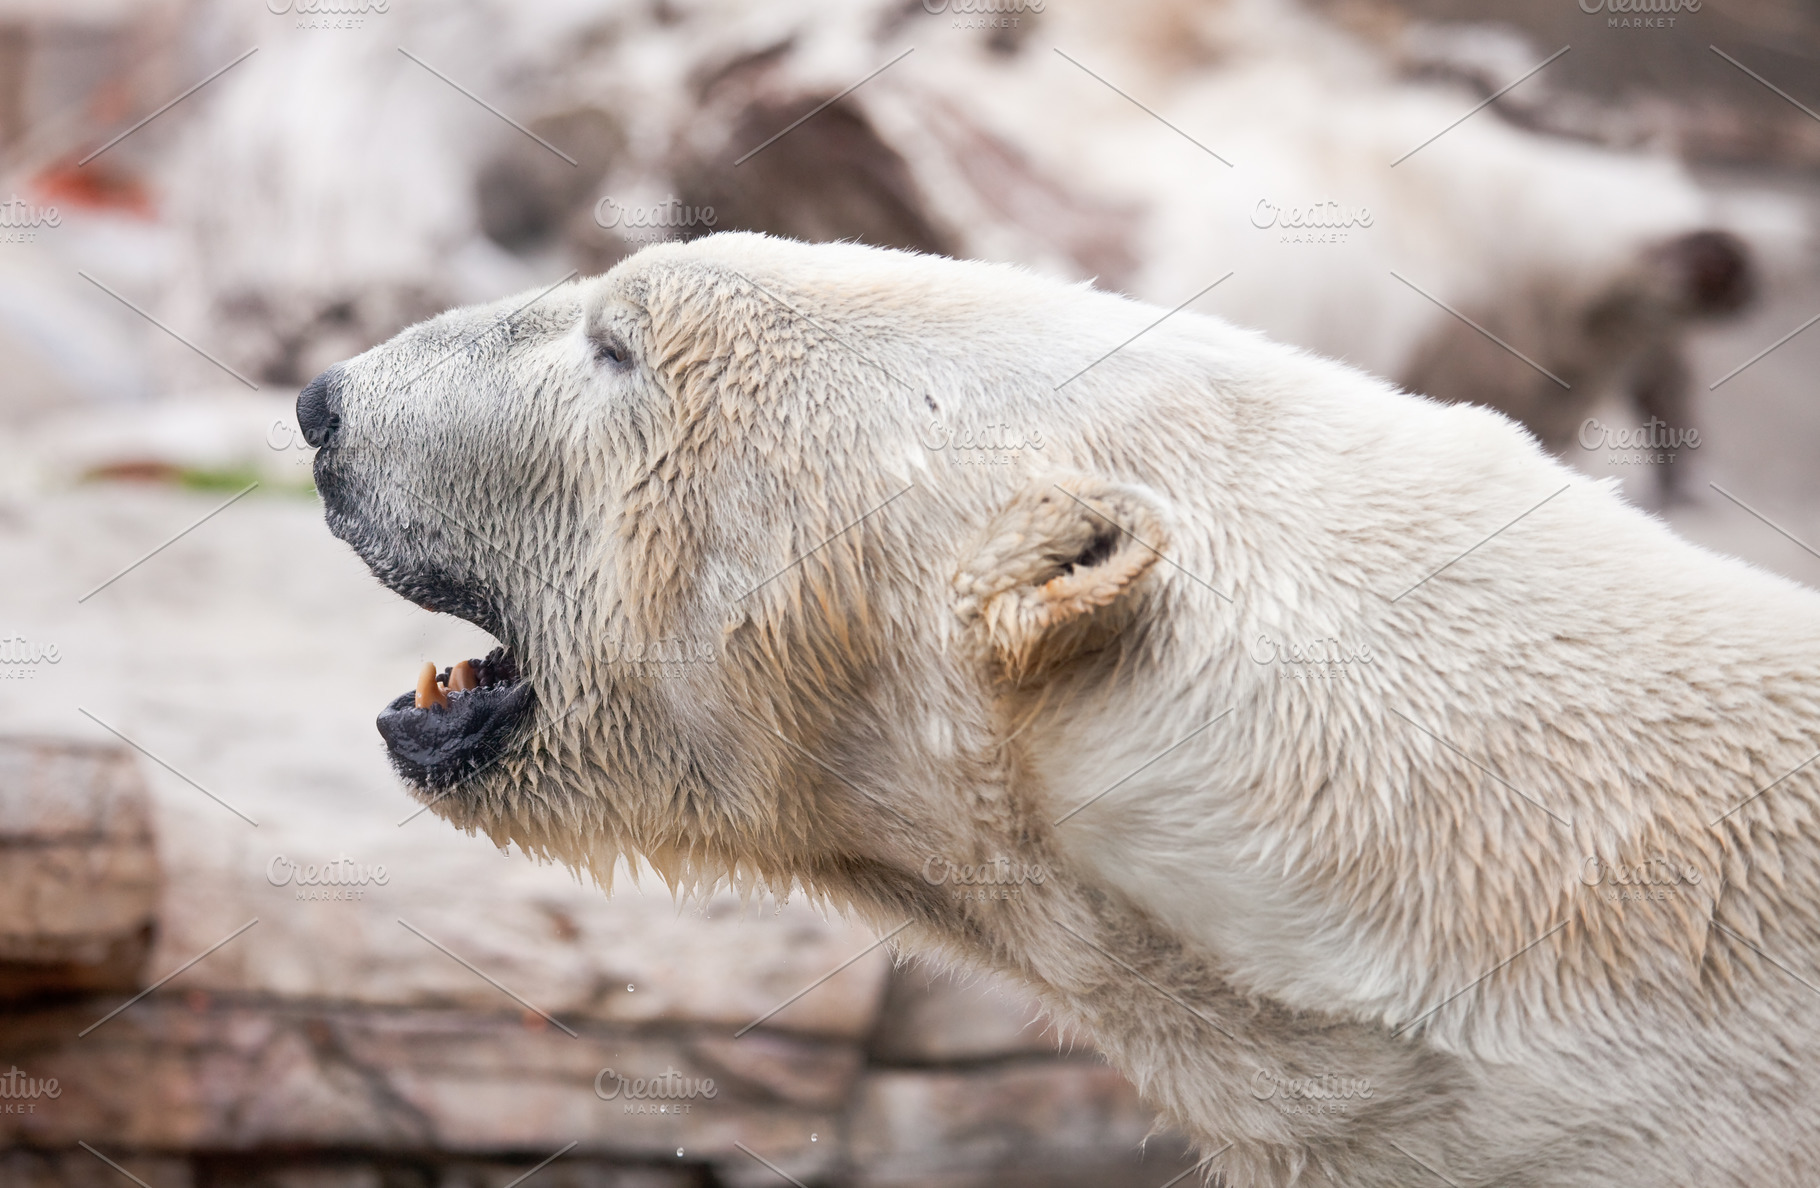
31, 158, 154, 217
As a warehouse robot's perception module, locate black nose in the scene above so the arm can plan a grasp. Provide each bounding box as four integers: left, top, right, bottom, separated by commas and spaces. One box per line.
297, 369, 343, 448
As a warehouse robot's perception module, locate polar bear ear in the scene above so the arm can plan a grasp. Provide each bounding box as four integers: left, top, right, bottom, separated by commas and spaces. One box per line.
954, 477, 1168, 681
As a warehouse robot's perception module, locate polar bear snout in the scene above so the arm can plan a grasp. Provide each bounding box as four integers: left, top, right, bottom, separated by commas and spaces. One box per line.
295, 339, 546, 795
296, 366, 343, 448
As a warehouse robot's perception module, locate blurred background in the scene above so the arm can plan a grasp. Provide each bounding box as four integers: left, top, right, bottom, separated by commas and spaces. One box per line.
0, 0, 1816, 1185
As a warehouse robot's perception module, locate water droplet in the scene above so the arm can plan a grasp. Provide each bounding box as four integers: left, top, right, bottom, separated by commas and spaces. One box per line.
676, 1148, 685, 1158
627, 983, 635, 992
810, 1133, 818, 1142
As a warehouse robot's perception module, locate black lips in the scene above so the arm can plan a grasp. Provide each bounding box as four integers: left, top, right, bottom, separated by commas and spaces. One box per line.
376, 649, 534, 789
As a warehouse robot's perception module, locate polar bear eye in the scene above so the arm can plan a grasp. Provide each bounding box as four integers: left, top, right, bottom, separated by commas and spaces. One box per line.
593, 332, 633, 369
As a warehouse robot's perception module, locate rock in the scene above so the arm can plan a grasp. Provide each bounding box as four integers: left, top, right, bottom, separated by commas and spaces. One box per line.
189, 871, 893, 1040
848, 1063, 1199, 1188
867, 959, 1070, 1064
195, 1169, 378, 1188
196, 1157, 702, 1188
0, 1149, 193, 1188
0, 738, 159, 1000
0, 1153, 705, 1188
707, 1142, 832, 1188
689, 1030, 865, 1110
433, 1161, 700, 1188
0, 997, 844, 1175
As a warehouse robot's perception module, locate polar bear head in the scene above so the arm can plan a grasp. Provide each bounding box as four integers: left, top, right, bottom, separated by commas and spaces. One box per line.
301, 232, 1269, 905
309, 234, 1782, 1179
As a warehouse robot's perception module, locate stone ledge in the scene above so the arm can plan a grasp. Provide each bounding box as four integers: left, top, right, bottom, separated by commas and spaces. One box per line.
848, 1062, 1199, 1188
0, 738, 158, 999
0, 994, 1202, 1187
0, 1149, 709, 1188
0, 997, 849, 1179
867, 962, 1076, 1065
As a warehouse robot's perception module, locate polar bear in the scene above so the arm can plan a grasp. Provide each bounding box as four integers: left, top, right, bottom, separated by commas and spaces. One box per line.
304, 233, 1820, 1187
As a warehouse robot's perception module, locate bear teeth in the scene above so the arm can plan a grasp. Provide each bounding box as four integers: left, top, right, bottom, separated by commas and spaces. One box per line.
449, 660, 479, 691
415, 661, 449, 710
411, 650, 518, 709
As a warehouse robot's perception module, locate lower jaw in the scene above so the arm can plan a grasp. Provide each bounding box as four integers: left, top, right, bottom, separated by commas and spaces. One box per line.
376, 647, 535, 790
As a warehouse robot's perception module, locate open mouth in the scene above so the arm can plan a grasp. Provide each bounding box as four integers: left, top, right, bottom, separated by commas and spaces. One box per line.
376, 646, 534, 789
